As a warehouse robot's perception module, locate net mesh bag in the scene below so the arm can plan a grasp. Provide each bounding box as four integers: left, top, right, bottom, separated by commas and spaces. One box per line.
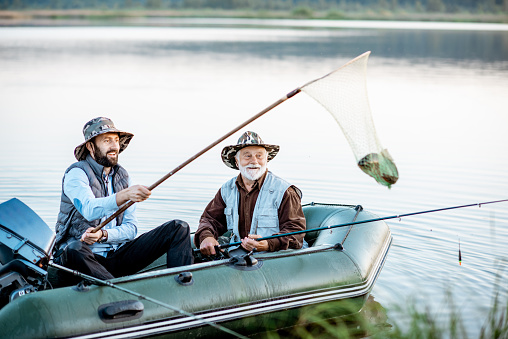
301, 51, 399, 188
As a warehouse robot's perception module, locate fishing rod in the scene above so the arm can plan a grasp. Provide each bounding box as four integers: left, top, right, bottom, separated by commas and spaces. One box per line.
194, 199, 508, 253
48, 262, 248, 339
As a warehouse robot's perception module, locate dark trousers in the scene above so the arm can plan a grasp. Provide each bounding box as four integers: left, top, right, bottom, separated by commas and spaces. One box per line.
61, 220, 193, 280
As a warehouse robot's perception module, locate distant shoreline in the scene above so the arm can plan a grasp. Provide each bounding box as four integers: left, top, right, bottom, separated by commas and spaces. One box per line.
1, 9, 507, 26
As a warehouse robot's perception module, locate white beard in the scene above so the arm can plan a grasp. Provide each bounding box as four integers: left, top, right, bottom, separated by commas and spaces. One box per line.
239, 163, 267, 181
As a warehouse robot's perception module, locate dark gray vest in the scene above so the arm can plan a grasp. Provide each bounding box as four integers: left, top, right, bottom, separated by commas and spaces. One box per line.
54, 155, 129, 249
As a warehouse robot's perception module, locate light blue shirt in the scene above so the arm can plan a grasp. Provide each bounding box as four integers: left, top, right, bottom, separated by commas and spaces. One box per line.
63, 167, 138, 257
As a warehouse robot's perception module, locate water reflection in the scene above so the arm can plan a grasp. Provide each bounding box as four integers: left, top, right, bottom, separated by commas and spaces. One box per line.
1, 23, 507, 69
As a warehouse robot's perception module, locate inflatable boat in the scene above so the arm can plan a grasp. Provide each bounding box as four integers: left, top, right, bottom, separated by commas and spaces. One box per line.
0, 198, 392, 338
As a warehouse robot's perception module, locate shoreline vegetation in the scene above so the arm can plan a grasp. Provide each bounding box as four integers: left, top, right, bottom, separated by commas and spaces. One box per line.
0, 8, 507, 25
275, 288, 508, 339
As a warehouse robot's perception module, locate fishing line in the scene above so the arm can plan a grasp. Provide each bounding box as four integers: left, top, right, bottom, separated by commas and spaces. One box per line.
49, 262, 248, 339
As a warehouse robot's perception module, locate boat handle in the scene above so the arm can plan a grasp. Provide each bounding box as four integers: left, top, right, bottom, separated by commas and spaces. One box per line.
12, 238, 28, 254
98, 300, 144, 323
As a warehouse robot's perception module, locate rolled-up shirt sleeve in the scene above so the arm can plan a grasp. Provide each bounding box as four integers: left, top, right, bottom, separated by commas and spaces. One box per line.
63, 168, 137, 243
194, 189, 228, 248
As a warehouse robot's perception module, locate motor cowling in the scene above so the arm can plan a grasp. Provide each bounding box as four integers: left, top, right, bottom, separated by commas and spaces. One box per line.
0, 198, 55, 307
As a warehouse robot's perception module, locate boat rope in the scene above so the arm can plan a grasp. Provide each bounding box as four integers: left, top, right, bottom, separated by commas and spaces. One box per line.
133, 244, 341, 280
340, 205, 363, 246
48, 262, 249, 339
304, 202, 357, 208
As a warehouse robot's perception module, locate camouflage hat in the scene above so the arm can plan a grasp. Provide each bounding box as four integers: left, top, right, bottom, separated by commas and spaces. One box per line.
74, 117, 134, 161
221, 131, 279, 170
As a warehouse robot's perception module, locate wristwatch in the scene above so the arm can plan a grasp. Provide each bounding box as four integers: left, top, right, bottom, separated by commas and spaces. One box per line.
98, 230, 108, 243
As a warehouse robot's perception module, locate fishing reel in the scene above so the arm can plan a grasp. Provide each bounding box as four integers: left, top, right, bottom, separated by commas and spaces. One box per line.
193, 245, 229, 263
192, 233, 234, 263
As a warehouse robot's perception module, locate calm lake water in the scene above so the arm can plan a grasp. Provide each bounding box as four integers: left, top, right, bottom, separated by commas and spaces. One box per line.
1, 19, 508, 336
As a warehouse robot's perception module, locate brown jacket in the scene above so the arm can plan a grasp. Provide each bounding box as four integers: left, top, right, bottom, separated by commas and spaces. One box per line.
195, 171, 306, 252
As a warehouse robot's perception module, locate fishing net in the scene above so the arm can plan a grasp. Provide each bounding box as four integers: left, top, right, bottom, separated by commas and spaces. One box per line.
301, 51, 399, 188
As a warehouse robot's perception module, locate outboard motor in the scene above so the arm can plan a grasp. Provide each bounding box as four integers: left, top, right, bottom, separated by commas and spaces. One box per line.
0, 198, 55, 307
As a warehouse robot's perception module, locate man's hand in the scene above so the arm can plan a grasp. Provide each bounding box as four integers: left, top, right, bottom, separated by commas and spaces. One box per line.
200, 236, 221, 256
116, 185, 151, 206
241, 234, 268, 252
81, 227, 103, 245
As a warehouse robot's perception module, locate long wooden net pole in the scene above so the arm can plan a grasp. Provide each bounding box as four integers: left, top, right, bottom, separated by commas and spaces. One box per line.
92, 88, 301, 233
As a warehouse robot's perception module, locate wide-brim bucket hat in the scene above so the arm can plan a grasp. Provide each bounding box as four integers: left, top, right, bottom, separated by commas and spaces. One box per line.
221, 131, 279, 170
74, 117, 134, 161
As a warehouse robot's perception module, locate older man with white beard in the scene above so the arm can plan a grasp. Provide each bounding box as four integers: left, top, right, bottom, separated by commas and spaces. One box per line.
195, 131, 306, 255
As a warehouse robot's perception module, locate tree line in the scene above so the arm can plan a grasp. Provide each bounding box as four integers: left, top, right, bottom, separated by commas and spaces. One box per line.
2, 0, 507, 13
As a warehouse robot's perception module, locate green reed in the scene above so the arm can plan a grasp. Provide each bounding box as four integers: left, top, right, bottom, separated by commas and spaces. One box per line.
257, 289, 507, 339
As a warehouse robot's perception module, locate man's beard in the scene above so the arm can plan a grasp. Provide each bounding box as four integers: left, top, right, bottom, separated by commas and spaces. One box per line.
239, 163, 266, 181
93, 146, 118, 167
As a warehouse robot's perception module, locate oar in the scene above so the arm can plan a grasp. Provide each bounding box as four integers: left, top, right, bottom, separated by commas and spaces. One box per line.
49, 262, 249, 339
91, 88, 301, 233
194, 199, 508, 253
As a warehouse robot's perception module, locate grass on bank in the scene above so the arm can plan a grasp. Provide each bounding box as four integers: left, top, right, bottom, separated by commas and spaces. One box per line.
259, 291, 508, 339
